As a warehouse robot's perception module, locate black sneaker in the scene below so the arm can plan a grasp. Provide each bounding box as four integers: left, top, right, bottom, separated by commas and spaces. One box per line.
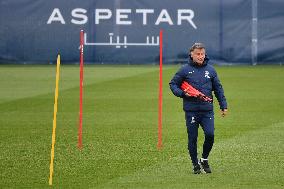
199, 159, 212, 173
193, 164, 201, 174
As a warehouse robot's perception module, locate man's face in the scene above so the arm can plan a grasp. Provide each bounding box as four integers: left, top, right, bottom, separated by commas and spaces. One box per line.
190, 48, 205, 65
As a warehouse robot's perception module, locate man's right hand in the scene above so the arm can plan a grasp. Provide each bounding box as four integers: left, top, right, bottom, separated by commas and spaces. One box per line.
184, 93, 191, 97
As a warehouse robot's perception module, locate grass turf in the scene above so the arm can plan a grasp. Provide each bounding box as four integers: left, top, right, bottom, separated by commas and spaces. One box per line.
0, 65, 283, 188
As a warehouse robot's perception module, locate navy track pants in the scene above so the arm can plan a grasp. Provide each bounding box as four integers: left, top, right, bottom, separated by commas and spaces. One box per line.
185, 111, 214, 166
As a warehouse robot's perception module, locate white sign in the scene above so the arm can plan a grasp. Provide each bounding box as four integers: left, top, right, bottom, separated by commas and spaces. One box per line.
47, 8, 197, 29
83, 33, 159, 48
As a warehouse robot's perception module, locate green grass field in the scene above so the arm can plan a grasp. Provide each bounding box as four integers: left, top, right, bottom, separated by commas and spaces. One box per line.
0, 65, 284, 188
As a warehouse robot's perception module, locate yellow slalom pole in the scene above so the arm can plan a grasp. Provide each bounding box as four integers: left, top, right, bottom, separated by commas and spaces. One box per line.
49, 54, 61, 185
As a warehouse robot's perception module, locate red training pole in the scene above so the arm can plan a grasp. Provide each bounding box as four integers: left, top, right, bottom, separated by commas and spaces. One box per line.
157, 29, 163, 150
78, 30, 84, 149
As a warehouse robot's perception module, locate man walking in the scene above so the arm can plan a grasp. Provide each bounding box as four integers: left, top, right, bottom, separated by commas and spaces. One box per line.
169, 43, 228, 174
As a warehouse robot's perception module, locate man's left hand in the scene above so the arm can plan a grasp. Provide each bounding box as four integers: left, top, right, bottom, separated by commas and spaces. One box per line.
221, 109, 228, 117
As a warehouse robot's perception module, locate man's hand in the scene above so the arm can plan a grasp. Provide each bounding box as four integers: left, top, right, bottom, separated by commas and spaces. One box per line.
221, 109, 228, 117
181, 81, 212, 102
185, 92, 191, 97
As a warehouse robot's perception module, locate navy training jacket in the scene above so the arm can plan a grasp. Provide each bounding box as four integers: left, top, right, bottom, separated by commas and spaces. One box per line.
169, 57, 227, 112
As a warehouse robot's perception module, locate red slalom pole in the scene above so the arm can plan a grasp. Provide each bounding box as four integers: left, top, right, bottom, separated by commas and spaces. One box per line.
78, 30, 84, 149
157, 29, 163, 150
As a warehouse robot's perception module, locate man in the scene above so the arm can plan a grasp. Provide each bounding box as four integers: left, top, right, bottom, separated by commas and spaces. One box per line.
169, 43, 228, 174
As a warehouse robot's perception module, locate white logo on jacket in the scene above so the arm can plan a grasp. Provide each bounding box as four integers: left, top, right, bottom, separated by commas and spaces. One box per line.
205, 71, 210, 78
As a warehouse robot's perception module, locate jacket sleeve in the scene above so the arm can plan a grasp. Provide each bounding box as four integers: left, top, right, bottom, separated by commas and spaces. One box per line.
169, 67, 186, 98
212, 70, 227, 110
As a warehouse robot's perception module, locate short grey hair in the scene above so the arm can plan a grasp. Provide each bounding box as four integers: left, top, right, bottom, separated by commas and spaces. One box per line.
189, 43, 206, 53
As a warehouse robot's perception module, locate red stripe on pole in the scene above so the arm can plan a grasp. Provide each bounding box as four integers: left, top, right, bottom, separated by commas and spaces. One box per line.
157, 29, 163, 149
78, 30, 84, 149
